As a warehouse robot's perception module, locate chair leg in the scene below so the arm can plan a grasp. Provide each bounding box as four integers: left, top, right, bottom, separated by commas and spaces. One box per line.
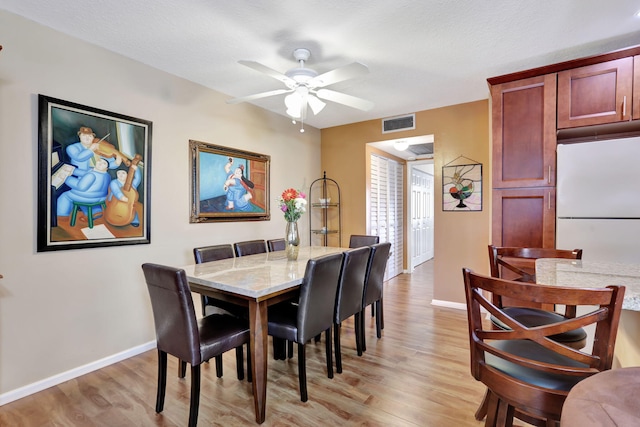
179, 360, 187, 378
360, 309, 367, 353
334, 322, 342, 374
325, 328, 333, 379
156, 350, 167, 413
297, 343, 308, 402
355, 312, 363, 356
485, 390, 500, 427
188, 365, 201, 427
475, 388, 490, 421
246, 343, 252, 383
496, 399, 515, 427
235, 346, 244, 380
379, 297, 384, 332
272, 337, 285, 360
371, 304, 375, 317
215, 355, 223, 378
287, 340, 294, 359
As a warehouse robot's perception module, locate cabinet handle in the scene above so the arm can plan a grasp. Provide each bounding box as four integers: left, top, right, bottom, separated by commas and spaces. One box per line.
548, 165, 551, 184
548, 193, 551, 210
623, 95, 627, 119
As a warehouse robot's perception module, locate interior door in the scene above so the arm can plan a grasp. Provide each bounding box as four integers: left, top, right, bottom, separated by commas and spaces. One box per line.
410, 165, 434, 269
369, 153, 403, 279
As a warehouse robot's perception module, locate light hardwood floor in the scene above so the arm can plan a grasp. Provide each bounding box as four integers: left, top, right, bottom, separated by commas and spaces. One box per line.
0, 260, 490, 426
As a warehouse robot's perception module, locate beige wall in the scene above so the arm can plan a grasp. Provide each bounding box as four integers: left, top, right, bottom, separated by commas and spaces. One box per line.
321, 100, 491, 304
0, 11, 321, 398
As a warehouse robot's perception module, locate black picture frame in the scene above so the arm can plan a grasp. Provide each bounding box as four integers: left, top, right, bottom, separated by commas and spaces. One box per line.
190, 140, 270, 222
37, 95, 152, 251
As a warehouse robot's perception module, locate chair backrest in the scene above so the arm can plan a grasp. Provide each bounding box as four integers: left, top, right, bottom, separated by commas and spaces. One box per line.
234, 239, 267, 257
488, 245, 582, 283
296, 252, 343, 343
142, 263, 201, 365
335, 246, 371, 323
462, 268, 624, 421
363, 242, 392, 307
488, 245, 583, 311
267, 238, 286, 252
349, 234, 380, 248
193, 244, 235, 264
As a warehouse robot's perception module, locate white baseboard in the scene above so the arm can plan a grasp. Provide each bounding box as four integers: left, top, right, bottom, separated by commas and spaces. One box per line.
0, 341, 156, 406
431, 299, 467, 311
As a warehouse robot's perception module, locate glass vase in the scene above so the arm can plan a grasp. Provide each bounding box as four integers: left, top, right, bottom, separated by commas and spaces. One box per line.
285, 220, 300, 261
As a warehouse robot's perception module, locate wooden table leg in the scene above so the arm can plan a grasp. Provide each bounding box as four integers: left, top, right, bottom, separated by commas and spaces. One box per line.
249, 300, 268, 424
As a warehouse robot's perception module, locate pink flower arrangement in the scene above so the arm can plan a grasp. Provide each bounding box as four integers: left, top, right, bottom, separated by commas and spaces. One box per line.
279, 188, 307, 222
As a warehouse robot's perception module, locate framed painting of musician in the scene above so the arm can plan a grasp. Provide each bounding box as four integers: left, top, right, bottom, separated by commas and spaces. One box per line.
189, 140, 270, 223
37, 94, 152, 252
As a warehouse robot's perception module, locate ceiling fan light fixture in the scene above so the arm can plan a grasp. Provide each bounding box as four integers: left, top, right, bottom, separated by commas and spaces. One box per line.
285, 93, 302, 118
394, 140, 409, 151
308, 94, 326, 115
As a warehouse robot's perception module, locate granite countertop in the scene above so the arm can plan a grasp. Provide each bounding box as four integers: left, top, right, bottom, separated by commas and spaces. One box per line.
536, 258, 640, 311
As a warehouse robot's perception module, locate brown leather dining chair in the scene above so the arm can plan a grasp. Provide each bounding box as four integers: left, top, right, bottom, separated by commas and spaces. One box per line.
267, 238, 286, 252
475, 245, 588, 421
348, 234, 382, 318
349, 234, 379, 248
234, 239, 267, 257
142, 263, 251, 427
267, 252, 343, 402
462, 268, 624, 427
193, 244, 250, 380
360, 242, 391, 352
334, 246, 371, 369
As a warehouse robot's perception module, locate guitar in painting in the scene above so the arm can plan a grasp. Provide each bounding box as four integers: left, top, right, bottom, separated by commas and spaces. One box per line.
105, 154, 143, 227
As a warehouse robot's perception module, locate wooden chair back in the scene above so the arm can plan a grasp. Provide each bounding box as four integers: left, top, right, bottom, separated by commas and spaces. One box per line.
462, 268, 624, 425
488, 245, 582, 311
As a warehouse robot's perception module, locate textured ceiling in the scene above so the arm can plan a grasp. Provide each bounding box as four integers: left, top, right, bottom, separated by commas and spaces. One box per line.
2, 1, 640, 130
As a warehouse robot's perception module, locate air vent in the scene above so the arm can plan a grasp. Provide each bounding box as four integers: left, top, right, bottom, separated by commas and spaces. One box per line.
382, 114, 415, 133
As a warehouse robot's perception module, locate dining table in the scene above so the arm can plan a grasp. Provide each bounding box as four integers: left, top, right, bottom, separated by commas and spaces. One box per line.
536, 258, 640, 368
181, 245, 346, 424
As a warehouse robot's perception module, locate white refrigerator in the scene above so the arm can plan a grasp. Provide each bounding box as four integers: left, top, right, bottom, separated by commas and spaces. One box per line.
556, 137, 640, 264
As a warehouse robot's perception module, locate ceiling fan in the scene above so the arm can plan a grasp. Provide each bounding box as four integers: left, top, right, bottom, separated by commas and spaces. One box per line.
227, 48, 374, 127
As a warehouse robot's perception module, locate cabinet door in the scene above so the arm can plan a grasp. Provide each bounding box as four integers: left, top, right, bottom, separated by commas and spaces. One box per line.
491, 74, 557, 188
557, 57, 633, 128
492, 187, 556, 248
634, 56, 640, 120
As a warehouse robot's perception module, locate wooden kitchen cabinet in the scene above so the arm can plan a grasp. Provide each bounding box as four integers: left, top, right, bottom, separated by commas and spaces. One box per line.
491, 187, 556, 248
490, 74, 557, 248
557, 57, 634, 128
491, 74, 557, 189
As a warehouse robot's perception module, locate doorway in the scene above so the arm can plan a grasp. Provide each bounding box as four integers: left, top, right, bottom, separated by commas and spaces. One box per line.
367, 136, 435, 275
409, 161, 434, 270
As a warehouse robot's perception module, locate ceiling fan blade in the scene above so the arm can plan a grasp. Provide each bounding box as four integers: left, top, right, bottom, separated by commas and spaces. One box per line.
309, 62, 369, 88
238, 60, 295, 86
226, 88, 292, 104
315, 89, 374, 111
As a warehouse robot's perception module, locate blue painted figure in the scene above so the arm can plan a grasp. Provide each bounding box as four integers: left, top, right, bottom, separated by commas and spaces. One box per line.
224, 166, 253, 211
107, 164, 141, 227
67, 127, 122, 177
56, 158, 111, 217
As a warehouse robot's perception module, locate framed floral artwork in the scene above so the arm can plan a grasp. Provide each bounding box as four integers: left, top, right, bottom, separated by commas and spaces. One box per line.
189, 140, 270, 222
37, 95, 152, 252
442, 162, 482, 211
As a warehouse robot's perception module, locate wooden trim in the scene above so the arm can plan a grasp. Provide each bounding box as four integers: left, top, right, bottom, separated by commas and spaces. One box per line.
487, 44, 640, 86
